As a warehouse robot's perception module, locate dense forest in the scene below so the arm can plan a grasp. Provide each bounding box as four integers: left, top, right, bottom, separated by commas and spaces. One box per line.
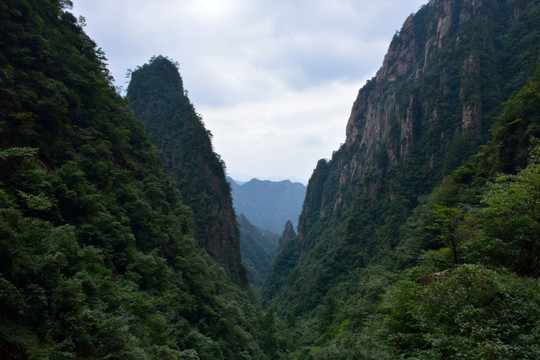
0, 1, 270, 358
237, 214, 279, 287
126, 55, 247, 286
1, 0, 539, 359
269, 66, 540, 359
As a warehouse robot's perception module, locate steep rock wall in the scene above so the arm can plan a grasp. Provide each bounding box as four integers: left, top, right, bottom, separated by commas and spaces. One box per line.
264, 0, 540, 312
313, 0, 536, 222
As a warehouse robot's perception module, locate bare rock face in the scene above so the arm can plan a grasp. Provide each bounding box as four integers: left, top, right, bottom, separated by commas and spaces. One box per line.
344, 0, 459, 184
343, 0, 507, 185
299, 0, 535, 230
460, 52, 482, 131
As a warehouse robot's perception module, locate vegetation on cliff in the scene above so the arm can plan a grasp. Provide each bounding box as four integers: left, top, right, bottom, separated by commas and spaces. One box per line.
262, 0, 540, 358
301, 67, 540, 359
0, 1, 270, 358
237, 214, 279, 287
126, 56, 246, 286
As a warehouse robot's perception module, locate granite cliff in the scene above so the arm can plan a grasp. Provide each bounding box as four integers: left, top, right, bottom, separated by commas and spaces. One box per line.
299, 0, 540, 239
265, 0, 540, 315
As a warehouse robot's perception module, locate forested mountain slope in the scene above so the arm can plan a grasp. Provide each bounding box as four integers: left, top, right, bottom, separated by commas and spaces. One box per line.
229, 177, 306, 234
264, 0, 540, 313
304, 63, 540, 360
262, 0, 540, 357
237, 214, 279, 287
127, 57, 247, 285
0, 1, 268, 358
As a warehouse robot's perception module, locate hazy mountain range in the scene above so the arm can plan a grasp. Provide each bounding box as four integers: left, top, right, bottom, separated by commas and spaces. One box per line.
228, 177, 306, 235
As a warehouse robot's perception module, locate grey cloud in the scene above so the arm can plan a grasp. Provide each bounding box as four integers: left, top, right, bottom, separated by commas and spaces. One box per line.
72, 0, 426, 180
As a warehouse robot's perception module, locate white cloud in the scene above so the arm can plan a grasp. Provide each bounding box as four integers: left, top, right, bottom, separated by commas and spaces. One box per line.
72, 0, 427, 181
199, 78, 366, 182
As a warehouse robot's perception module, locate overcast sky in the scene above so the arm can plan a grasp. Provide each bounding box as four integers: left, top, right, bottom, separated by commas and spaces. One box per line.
71, 0, 427, 183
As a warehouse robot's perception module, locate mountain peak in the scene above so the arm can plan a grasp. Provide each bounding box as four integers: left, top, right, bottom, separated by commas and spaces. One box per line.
279, 220, 296, 248
127, 55, 247, 286
129, 55, 184, 100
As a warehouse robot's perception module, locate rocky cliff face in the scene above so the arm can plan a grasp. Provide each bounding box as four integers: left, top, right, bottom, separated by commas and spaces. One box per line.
305, 0, 537, 225
265, 0, 540, 312
127, 56, 247, 285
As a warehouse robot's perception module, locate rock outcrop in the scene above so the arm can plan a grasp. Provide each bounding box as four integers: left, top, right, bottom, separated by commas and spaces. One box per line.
279, 220, 297, 249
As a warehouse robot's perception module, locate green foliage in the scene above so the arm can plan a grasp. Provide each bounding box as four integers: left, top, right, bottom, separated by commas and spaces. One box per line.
262, 2, 540, 356
382, 265, 540, 359
3, 1, 540, 359
461, 143, 540, 275
324, 78, 540, 359
425, 205, 473, 264
237, 214, 279, 287
0, 1, 274, 358
126, 56, 246, 285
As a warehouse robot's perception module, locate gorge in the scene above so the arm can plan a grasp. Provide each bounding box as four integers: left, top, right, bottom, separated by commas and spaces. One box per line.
1, 0, 539, 359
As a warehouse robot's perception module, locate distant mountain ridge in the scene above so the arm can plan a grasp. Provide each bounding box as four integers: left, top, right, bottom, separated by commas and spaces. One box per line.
228, 176, 306, 234
228, 171, 307, 185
